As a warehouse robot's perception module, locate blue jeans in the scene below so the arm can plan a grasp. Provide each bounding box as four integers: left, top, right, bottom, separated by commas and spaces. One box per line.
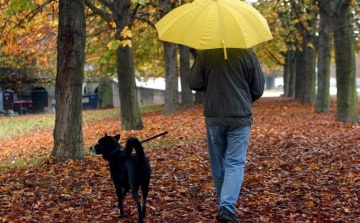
206, 125, 251, 214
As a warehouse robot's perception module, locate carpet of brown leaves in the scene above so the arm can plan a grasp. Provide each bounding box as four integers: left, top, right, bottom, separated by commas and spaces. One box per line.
1, 97, 360, 222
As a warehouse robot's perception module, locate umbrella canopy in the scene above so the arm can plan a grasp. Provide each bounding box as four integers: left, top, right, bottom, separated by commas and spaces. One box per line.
155, 0, 273, 51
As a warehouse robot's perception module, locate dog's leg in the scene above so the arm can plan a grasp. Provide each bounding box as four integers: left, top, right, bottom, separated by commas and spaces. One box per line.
122, 185, 130, 198
131, 187, 144, 223
114, 184, 126, 218
141, 183, 149, 218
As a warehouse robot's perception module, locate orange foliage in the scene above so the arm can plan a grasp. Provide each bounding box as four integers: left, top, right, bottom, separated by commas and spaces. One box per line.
0, 98, 360, 222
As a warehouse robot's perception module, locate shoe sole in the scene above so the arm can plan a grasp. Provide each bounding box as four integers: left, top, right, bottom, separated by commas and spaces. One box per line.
218, 216, 237, 223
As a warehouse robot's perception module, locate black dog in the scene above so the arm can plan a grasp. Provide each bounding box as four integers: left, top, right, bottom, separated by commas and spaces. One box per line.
90, 134, 151, 223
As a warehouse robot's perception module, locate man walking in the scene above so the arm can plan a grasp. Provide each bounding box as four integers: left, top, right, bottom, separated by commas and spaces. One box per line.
187, 48, 265, 222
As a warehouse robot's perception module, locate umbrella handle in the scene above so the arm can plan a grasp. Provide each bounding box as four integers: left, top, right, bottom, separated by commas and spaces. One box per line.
222, 39, 228, 60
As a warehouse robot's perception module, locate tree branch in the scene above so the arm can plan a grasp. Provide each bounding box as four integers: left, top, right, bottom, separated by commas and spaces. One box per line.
133, 16, 156, 29
97, 0, 114, 12
86, 29, 109, 38
266, 49, 284, 66
131, 3, 141, 21
0, 0, 55, 37
84, 0, 112, 23
129, 3, 142, 28
27, 0, 55, 22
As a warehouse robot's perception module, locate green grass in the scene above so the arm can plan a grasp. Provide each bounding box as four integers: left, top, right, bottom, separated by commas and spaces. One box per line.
144, 138, 176, 151
0, 155, 42, 170
0, 105, 164, 169
0, 113, 55, 140
0, 105, 163, 141
83, 110, 120, 120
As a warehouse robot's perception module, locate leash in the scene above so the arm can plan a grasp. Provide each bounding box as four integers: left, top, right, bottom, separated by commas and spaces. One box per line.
140, 114, 203, 144
140, 131, 168, 144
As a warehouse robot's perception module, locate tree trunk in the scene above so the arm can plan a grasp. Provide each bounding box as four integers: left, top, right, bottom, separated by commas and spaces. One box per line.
163, 41, 179, 115
333, 0, 358, 123
113, 0, 143, 130
293, 5, 317, 104
316, 0, 332, 113
266, 76, 275, 90
288, 52, 296, 98
117, 46, 143, 129
97, 75, 113, 109
160, 0, 179, 115
52, 0, 85, 162
283, 46, 295, 97
301, 37, 316, 104
283, 55, 290, 96
295, 49, 304, 101
179, 45, 193, 108
295, 36, 316, 103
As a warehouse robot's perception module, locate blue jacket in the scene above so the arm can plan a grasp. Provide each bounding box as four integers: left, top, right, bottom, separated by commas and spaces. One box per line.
187, 48, 265, 126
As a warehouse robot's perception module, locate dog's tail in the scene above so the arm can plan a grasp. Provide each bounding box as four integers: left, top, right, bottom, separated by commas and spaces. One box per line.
125, 137, 145, 162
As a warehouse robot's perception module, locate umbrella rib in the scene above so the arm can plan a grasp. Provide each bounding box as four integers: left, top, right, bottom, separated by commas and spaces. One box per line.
218, 2, 247, 48
191, 1, 214, 49
219, 1, 272, 48
155, 0, 273, 49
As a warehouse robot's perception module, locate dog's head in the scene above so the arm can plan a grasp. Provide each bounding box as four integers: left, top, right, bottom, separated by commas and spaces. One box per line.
90, 133, 123, 160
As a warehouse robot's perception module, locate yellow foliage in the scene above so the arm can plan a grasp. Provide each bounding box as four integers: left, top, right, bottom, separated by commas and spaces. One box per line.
121, 26, 133, 39
121, 39, 132, 48
307, 43, 315, 49
107, 40, 120, 51
110, 21, 116, 28
90, 37, 98, 43
109, 30, 116, 38
50, 20, 58, 26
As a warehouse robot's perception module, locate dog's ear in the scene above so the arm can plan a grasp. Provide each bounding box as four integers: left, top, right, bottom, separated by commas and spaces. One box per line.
115, 134, 121, 141
105, 133, 108, 137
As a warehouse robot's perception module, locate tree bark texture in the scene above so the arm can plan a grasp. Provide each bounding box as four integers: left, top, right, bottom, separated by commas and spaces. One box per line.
52, 0, 86, 161
302, 37, 316, 104
316, 0, 332, 113
283, 56, 290, 97
333, 0, 358, 123
288, 51, 296, 98
179, 45, 194, 109
283, 49, 295, 97
163, 41, 179, 115
97, 75, 113, 109
295, 49, 304, 101
160, 0, 179, 115
113, 0, 143, 130
295, 32, 316, 103
117, 46, 143, 129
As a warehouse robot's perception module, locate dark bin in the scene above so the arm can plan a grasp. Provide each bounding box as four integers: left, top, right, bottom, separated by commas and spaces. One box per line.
32, 87, 48, 114
3, 90, 14, 111
82, 94, 99, 110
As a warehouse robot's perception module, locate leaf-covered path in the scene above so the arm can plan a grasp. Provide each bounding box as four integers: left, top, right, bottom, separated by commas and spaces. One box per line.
1, 98, 359, 222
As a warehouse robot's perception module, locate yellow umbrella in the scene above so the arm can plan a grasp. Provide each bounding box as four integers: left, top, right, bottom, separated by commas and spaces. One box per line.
155, 0, 273, 58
